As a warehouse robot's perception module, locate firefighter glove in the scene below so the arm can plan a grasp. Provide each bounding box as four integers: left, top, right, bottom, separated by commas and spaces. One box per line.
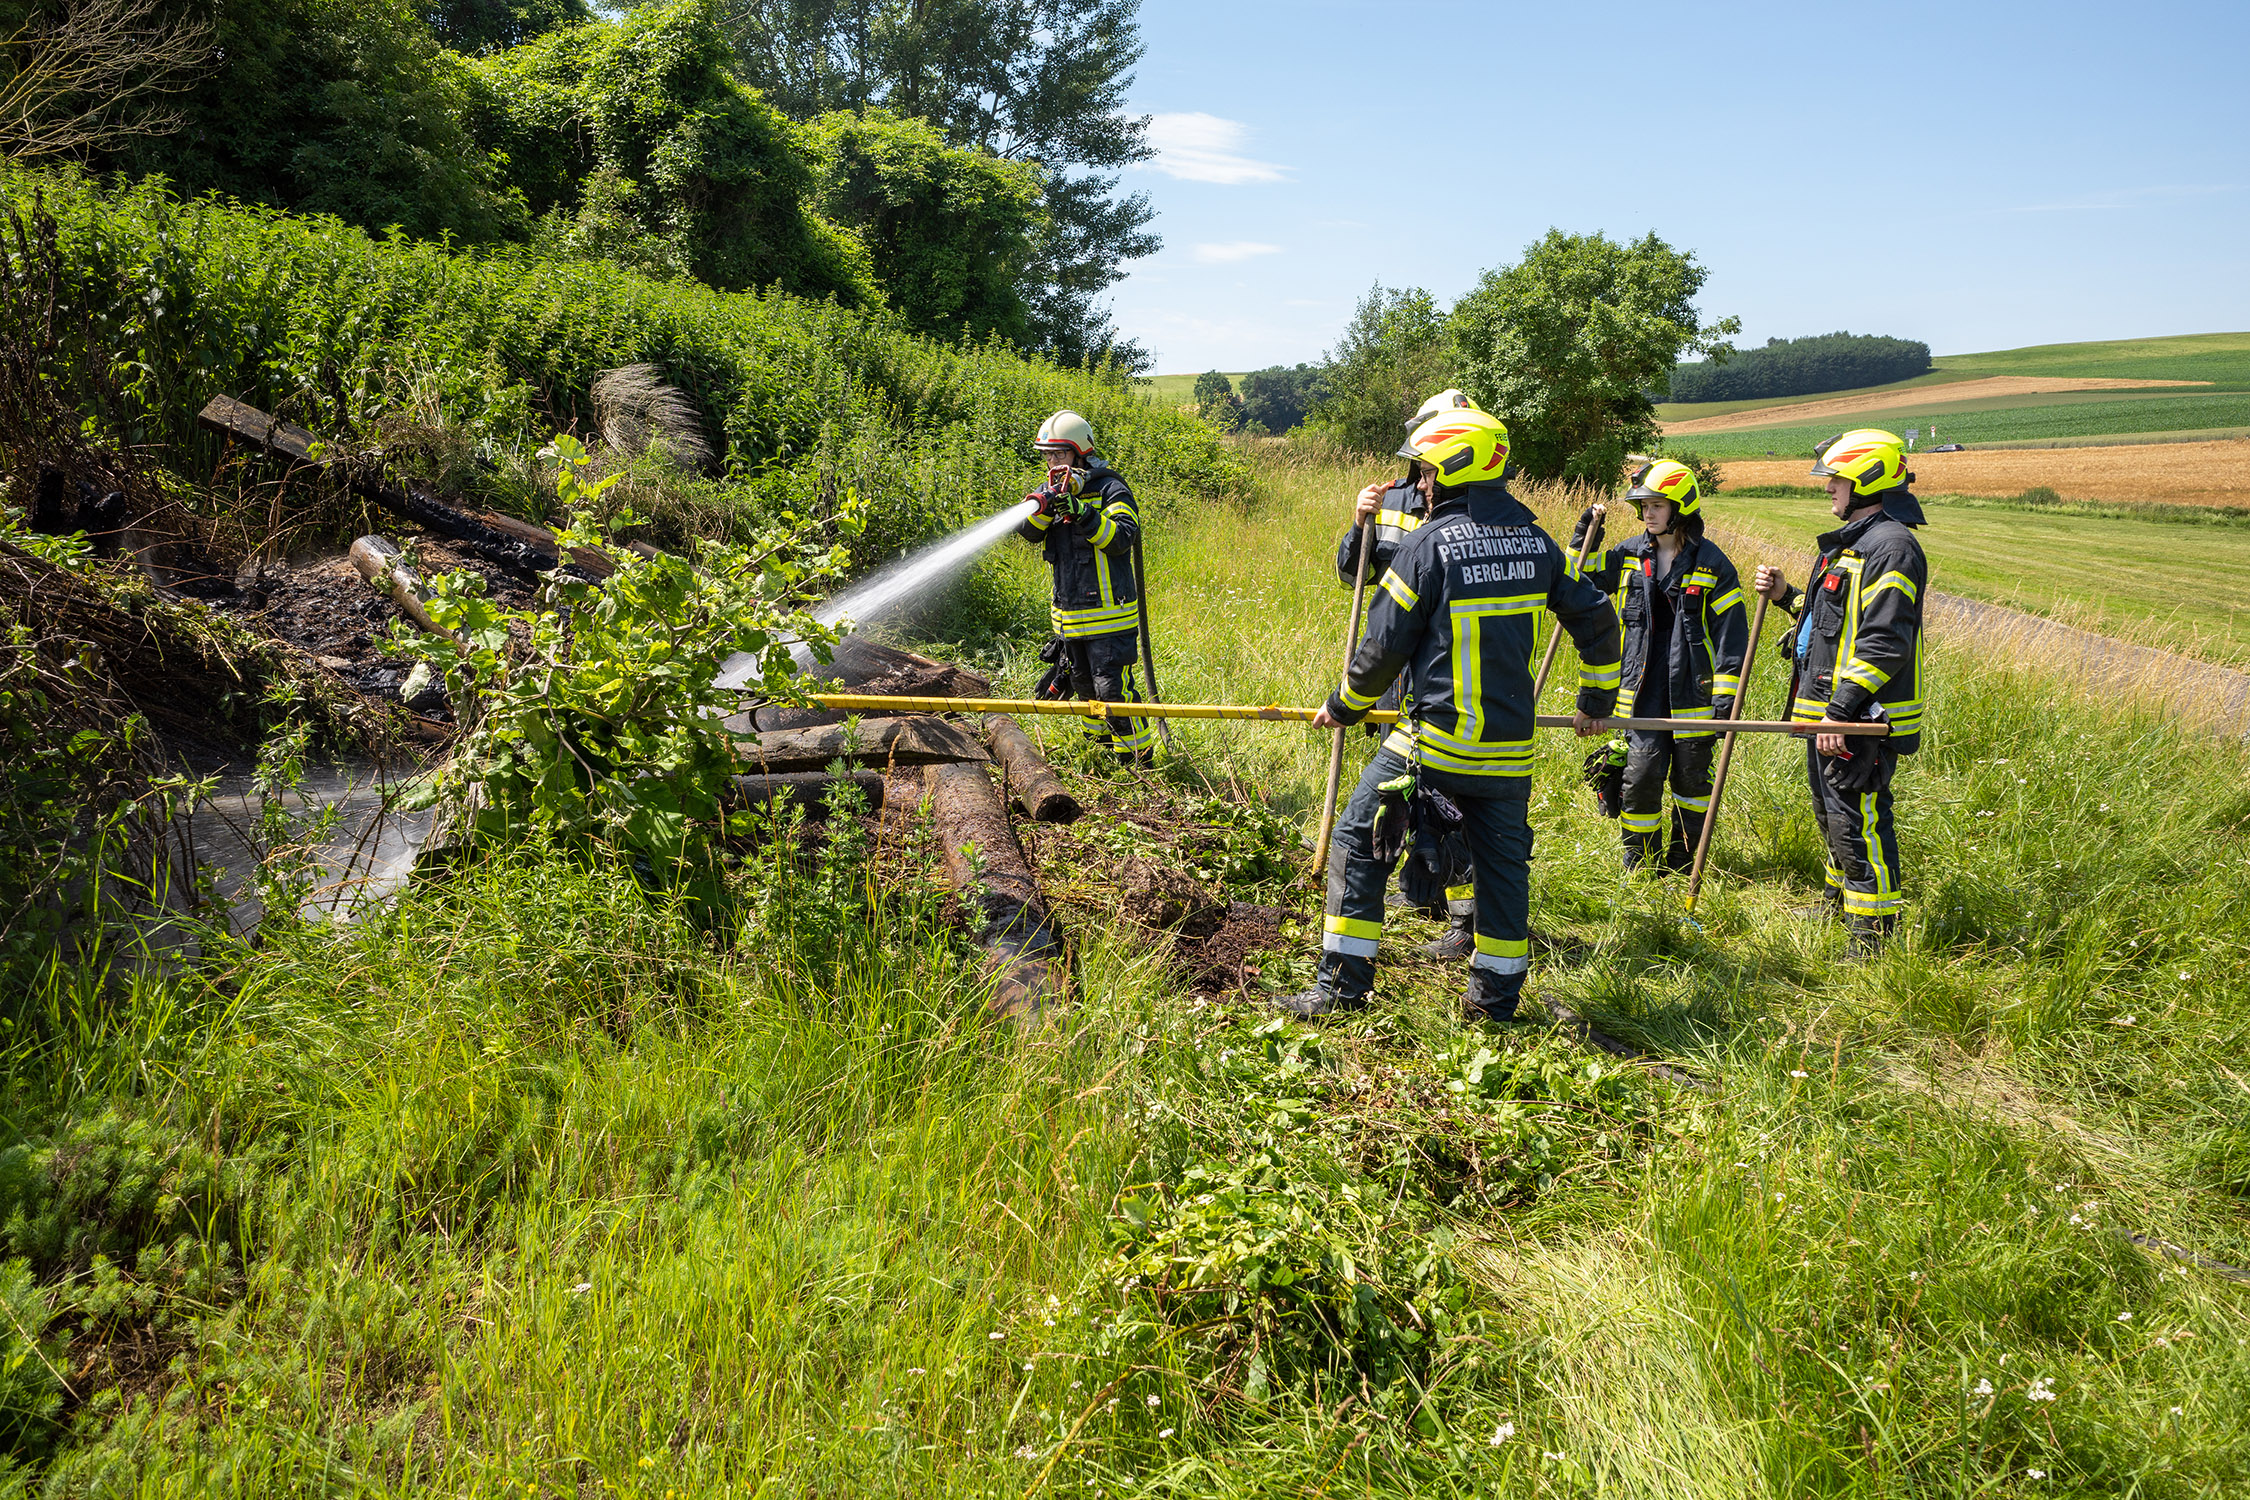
1819, 705, 1891, 794
1570, 505, 1597, 551
1581, 739, 1627, 819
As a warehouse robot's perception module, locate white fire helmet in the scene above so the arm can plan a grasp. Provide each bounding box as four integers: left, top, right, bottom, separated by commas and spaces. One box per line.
1035, 410, 1096, 464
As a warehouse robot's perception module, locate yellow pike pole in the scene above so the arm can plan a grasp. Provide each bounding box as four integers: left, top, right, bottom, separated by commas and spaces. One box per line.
1532, 503, 1605, 701
796, 693, 1888, 735
1683, 590, 1773, 916
1313, 514, 1377, 880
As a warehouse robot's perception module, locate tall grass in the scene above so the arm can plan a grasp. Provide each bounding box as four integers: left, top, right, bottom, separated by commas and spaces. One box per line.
3, 447, 2247, 1495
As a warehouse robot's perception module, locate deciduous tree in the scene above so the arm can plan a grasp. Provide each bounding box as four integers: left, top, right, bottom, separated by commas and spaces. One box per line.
1449, 229, 1737, 488
1305, 283, 1453, 455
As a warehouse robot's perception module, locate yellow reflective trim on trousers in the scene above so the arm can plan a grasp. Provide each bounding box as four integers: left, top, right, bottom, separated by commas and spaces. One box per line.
1109, 722, 1157, 752
1673, 793, 1711, 812
1843, 889, 1902, 915
1474, 933, 1528, 958
1325, 914, 1381, 940
1621, 811, 1663, 833
1824, 865, 1844, 889
1051, 601, 1140, 638
1378, 567, 1419, 611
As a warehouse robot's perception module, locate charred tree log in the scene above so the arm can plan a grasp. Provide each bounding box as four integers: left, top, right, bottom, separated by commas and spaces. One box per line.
986, 714, 1080, 823
198, 396, 611, 580
348, 535, 448, 639
924, 761, 1068, 1024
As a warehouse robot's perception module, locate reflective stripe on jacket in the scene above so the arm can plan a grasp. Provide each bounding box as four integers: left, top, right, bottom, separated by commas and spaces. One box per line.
1323, 481, 1622, 784
1335, 478, 1424, 586
1017, 465, 1141, 640
1575, 534, 1750, 735
1782, 492, 1928, 753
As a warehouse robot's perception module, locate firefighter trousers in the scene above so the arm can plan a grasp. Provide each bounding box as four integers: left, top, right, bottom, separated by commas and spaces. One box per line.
1620, 729, 1713, 871
1064, 632, 1156, 764
1319, 746, 1533, 1015
1805, 741, 1903, 931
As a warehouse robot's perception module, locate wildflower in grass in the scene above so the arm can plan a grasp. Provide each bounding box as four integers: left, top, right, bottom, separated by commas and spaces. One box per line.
2028, 1470, 2046, 1480
989, 1331, 1005, 1341
2069, 1214, 2083, 1225
1972, 1378, 1994, 1396
571, 1282, 593, 1295
1490, 1422, 1516, 1445
2172, 1406, 2183, 1415
1157, 1428, 1174, 1439
2117, 1311, 2132, 1322
2026, 1377, 2057, 1403
1790, 1069, 1809, 1078
1544, 1451, 1567, 1463
1015, 1445, 1040, 1460
908, 1368, 926, 1376
1146, 1395, 1160, 1407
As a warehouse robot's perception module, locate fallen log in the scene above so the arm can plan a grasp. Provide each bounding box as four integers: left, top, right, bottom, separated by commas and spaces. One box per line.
729, 770, 886, 814
986, 714, 1080, 823
348, 535, 448, 639
734, 715, 986, 774
198, 395, 612, 579
924, 761, 1068, 1024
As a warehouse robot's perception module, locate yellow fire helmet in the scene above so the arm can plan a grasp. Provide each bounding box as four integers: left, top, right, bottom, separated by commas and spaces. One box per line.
1810, 429, 1908, 497
1396, 408, 1511, 487
1627, 458, 1702, 518
1035, 409, 1097, 464
1404, 387, 1480, 429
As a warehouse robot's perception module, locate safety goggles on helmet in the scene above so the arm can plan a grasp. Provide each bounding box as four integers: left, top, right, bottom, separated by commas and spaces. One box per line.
1404, 387, 1479, 429
1397, 409, 1511, 487
1810, 429, 1908, 498
1626, 458, 1702, 519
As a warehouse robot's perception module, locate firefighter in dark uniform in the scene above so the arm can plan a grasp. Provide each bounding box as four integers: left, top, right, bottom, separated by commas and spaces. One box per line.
1019, 410, 1157, 766
1569, 459, 1750, 872
1752, 428, 1928, 953
1286, 409, 1622, 1022
1333, 389, 1483, 959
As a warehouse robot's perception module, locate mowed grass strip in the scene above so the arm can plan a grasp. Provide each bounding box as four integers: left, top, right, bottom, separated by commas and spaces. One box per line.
1717, 439, 2250, 511
1669, 391, 2250, 457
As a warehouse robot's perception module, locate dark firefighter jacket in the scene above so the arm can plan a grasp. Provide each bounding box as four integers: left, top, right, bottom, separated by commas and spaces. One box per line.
1017, 462, 1140, 640
1778, 490, 1929, 754
1574, 533, 1750, 735
1324, 480, 1623, 787
1334, 478, 1425, 586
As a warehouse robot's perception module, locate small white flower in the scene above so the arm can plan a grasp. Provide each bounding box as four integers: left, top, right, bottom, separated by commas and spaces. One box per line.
1790, 1069, 1809, 1079
1972, 1378, 1994, 1396
570, 1282, 593, 1295
2179, 971, 2191, 981
2115, 1015, 2136, 1026
1015, 1444, 1039, 1460
1024, 1362, 1036, 1372
907, 1367, 927, 1376
2171, 1406, 2183, 1416
1489, 1421, 1516, 1445
2028, 1470, 2046, 1480
1157, 1427, 1174, 1439
2069, 1214, 2084, 1225
989, 1331, 1005, 1341
2117, 1311, 2132, 1322
1146, 1394, 1161, 1407
2026, 1377, 2057, 1403
1544, 1450, 1568, 1463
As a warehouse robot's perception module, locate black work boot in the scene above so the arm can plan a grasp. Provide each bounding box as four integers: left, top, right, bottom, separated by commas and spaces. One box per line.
1273, 987, 1368, 1020
1459, 970, 1529, 1026
1420, 913, 1475, 962
1847, 915, 1896, 957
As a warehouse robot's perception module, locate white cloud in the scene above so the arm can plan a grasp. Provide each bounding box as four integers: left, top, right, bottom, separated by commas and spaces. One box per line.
1193, 242, 1283, 265
1144, 113, 1289, 185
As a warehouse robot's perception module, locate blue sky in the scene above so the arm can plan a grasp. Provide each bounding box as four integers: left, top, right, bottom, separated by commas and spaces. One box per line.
1108, 0, 2250, 374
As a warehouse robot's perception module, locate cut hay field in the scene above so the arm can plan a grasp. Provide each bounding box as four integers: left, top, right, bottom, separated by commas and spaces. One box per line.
1718, 439, 2250, 509
1705, 482, 2250, 667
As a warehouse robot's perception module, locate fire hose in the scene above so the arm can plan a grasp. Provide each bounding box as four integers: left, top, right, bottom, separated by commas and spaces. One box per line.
801, 694, 1890, 735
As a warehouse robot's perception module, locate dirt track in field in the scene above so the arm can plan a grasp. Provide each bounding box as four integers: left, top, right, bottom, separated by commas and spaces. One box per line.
1663, 376, 2209, 435
1717, 439, 2250, 507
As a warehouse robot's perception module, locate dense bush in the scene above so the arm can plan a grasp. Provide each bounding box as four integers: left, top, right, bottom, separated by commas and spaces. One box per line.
77, 0, 527, 243
1667, 331, 1932, 403
800, 110, 1045, 344
0, 168, 1242, 570
1237, 364, 1325, 435
466, 1, 877, 304
1303, 283, 1454, 455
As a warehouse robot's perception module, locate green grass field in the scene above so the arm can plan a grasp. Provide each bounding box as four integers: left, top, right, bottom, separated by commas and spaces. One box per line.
10, 456, 2250, 1495
1708, 486, 2250, 666
1140, 371, 1252, 406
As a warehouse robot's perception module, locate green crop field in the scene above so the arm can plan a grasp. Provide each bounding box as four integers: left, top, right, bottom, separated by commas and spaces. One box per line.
1939, 330, 2250, 386
1710, 485, 2250, 665
1672, 392, 2250, 459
